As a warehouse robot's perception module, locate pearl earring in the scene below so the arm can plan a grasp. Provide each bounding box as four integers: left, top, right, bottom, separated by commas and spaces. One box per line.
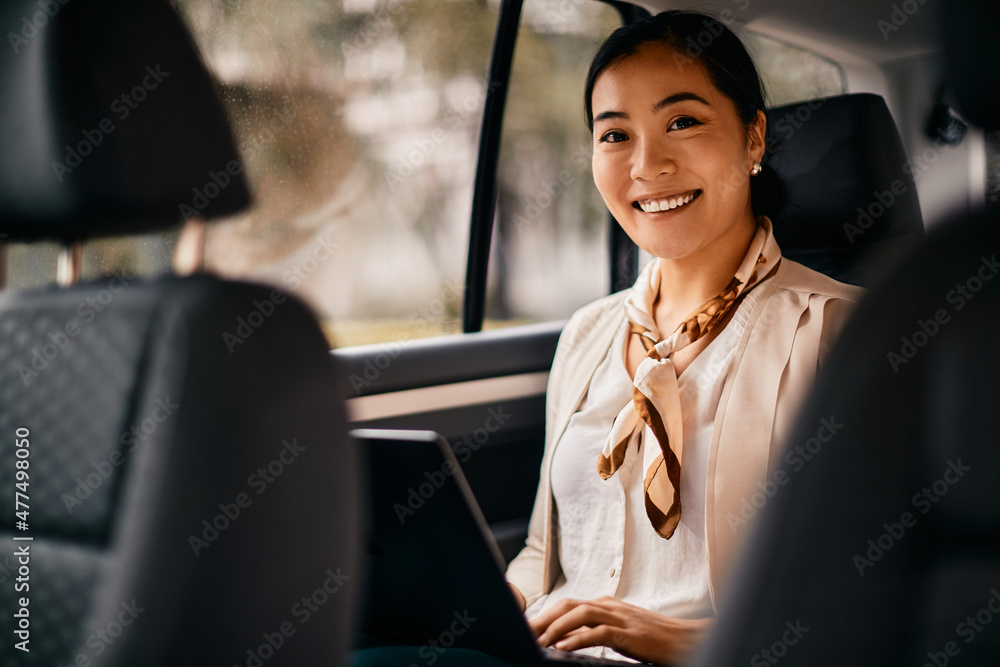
751, 163, 762, 176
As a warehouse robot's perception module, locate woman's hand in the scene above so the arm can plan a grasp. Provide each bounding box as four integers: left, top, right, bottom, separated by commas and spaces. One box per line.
529, 596, 711, 665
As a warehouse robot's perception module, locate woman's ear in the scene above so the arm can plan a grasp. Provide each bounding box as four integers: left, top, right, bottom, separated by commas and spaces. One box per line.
747, 109, 767, 166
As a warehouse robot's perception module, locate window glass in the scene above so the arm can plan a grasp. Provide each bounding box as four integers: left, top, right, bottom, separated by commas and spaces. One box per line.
744, 31, 845, 106
986, 131, 1000, 206
486, 0, 620, 325
172, 0, 498, 347
2, 5, 846, 340
5, 232, 176, 289
6, 242, 61, 290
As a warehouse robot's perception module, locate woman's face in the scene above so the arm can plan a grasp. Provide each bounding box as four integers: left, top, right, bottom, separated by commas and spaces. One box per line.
591, 42, 765, 262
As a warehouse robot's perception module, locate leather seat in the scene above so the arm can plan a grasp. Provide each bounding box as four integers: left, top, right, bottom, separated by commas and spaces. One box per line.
763, 93, 925, 286
0, 1, 360, 665
692, 2, 1000, 665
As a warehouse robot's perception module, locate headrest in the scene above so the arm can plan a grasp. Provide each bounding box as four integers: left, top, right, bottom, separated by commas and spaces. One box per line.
761, 93, 924, 285
0, 0, 250, 243
942, 0, 1000, 130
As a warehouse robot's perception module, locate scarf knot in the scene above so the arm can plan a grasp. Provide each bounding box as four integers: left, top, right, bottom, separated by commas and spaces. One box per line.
596, 218, 781, 539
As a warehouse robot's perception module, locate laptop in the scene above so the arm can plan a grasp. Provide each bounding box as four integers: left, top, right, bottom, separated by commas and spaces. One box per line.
353, 428, 656, 666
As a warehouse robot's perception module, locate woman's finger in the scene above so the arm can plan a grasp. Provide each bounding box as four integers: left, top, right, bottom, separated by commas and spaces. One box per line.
528, 597, 583, 636
551, 624, 629, 653
535, 600, 624, 647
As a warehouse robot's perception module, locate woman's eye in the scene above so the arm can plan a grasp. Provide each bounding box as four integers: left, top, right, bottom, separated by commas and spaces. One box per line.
599, 130, 628, 143
669, 117, 700, 131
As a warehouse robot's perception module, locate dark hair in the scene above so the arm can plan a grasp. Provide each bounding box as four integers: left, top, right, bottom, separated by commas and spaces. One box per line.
585, 11, 765, 132
584, 11, 778, 215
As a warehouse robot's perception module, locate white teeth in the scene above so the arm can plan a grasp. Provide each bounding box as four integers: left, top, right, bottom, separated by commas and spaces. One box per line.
638, 191, 696, 213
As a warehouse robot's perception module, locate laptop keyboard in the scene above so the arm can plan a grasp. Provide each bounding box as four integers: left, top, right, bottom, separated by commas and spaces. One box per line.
543, 647, 642, 665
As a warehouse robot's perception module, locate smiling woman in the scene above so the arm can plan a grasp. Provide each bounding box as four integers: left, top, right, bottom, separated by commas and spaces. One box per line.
502, 11, 865, 665
589, 41, 765, 303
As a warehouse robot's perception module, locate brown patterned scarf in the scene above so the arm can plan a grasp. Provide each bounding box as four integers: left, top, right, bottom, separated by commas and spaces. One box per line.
597, 218, 781, 538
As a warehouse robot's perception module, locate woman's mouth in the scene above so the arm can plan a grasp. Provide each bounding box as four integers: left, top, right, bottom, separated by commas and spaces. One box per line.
633, 189, 701, 213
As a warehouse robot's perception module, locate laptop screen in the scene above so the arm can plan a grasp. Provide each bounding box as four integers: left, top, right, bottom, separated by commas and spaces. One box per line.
353, 429, 542, 662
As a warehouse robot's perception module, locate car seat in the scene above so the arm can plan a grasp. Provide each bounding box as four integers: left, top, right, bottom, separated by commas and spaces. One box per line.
0, 1, 361, 665
691, 2, 1000, 665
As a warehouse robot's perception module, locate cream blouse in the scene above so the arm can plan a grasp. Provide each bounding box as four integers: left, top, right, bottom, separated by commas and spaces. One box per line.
525, 280, 764, 662
507, 254, 865, 616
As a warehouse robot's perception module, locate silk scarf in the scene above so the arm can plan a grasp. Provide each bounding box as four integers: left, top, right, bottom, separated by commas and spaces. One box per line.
597, 219, 782, 538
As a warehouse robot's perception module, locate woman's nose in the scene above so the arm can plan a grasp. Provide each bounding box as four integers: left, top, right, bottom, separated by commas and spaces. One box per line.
630, 137, 676, 181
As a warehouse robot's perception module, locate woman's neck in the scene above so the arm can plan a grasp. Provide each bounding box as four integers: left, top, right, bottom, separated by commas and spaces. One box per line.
652, 215, 758, 334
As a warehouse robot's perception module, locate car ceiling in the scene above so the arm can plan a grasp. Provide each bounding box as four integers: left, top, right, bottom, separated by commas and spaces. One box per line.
633, 0, 942, 66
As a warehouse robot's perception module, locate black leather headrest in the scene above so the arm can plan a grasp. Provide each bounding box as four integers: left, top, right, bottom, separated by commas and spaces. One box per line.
942, 0, 1000, 130
762, 93, 924, 285
0, 0, 250, 242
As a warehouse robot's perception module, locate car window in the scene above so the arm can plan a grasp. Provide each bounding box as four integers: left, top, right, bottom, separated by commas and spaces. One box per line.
170, 0, 502, 348
0, 5, 864, 335
485, 0, 621, 327
744, 31, 845, 106
987, 131, 1000, 205
3, 229, 177, 290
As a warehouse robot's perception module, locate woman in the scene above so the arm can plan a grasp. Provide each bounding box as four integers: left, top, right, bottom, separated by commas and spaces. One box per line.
504, 11, 862, 665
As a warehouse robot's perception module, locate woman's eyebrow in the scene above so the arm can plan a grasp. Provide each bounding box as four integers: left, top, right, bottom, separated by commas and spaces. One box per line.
652, 91, 711, 112
594, 91, 712, 124
593, 109, 627, 124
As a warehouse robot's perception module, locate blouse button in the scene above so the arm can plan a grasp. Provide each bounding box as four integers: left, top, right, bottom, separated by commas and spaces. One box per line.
610, 568, 616, 577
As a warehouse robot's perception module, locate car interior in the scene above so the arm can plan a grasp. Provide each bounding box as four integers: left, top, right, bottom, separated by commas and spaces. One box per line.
0, 1, 360, 665
0, 0, 995, 665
